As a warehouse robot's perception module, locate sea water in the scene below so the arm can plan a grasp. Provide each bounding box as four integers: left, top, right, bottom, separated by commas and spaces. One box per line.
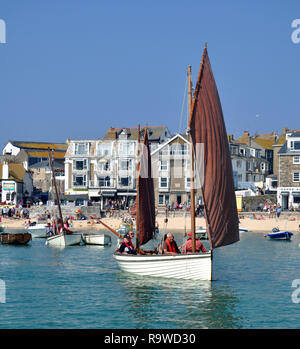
1, 230, 300, 329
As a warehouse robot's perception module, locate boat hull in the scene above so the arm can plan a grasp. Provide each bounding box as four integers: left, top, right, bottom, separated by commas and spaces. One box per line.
113, 252, 212, 281
82, 234, 111, 245
45, 233, 82, 247
27, 225, 47, 238
267, 231, 293, 240
0, 232, 32, 245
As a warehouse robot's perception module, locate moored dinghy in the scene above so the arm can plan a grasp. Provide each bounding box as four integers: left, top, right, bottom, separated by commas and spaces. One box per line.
82, 233, 112, 246
45, 149, 81, 248
46, 233, 82, 247
0, 232, 32, 245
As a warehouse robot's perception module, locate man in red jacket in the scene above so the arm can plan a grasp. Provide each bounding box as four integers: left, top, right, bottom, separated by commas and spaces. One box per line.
180, 232, 207, 254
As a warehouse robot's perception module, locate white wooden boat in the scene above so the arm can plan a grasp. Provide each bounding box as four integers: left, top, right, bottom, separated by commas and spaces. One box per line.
26, 223, 47, 238
114, 252, 212, 280
82, 233, 111, 246
45, 233, 82, 247
113, 46, 240, 281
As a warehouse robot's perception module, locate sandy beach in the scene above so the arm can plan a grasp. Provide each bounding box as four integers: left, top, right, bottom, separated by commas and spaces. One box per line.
2, 214, 300, 234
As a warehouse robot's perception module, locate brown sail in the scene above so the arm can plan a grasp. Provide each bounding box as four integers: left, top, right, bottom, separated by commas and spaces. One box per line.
136, 128, 156, 246
187, 45, 239, 249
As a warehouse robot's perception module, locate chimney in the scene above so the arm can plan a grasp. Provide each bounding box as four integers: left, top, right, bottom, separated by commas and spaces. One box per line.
2, 162, 9, 179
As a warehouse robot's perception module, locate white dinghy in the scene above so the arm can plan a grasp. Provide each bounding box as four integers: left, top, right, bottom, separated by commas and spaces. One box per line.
46, 233, 82, 247
45, 149, 82, 248
82, 233, 111, 246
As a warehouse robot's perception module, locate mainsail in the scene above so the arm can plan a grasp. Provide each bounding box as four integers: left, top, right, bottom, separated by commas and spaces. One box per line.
187, 45, 239, 249
135, 128, 155, 246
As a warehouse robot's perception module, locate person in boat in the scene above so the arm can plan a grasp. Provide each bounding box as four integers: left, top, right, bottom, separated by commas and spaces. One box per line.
180, 232, 207, 254
118, 231, 137, 255
46, 223, 53, 237
162, 233, 180, 255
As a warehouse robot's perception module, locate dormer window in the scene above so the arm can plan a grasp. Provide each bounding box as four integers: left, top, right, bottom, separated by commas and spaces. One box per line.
290, 141, 300, 150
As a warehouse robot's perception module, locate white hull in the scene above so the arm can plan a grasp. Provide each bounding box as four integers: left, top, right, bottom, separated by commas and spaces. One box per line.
27, 224, 47, 238
45, 233, 82, 247
82, 234, 111, 245
114, 252, 212, 281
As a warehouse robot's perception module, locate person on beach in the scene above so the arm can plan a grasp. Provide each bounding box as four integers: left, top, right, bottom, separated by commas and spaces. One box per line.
162, 233, 180, 255
180, 232, 207, 254
276, 205, 282, 220
118, 231, 137, 255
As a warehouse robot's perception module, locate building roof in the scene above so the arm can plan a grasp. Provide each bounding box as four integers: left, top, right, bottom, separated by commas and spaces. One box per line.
0, 163, 26, 183
8, 140, 68, 151
29, 160, 64, 170
102, 126, 170, 141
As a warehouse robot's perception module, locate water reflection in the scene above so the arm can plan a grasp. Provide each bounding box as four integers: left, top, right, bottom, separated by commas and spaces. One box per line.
116, 272, 243, 328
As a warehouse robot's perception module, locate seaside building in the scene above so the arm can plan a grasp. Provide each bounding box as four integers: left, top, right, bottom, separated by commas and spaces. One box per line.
2, 140, 67, 201
228, 135, 270, 195
277, 131, 300, 209
151, 133, 195, 207
3, 140, 67, 169
0, 157, 33, 205
64, 126, 171, 206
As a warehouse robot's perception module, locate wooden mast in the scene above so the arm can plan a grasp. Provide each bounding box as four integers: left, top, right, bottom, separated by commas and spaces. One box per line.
48, 148, 64, 234
136, 124, 141, 252
188, 65, 196, 253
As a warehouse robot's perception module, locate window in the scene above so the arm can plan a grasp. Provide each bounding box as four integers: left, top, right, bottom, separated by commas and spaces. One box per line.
158, 194, 169, 205
118, 141, 135, 156
118, 176, 132, 187
293, 156, 300, 164
160, 160, 168, 171
159, 177, 168, 188
73, 159, 87, 171
72, 174, 87, 187
291, 141, 300, 150
119, 159, 132, 171
186, 177, 191, 188
74, 143, 89, 155
97, 143, 111, 156
293, 173, 300, 182
98, 176, 111, 187
98, 160, 111, 172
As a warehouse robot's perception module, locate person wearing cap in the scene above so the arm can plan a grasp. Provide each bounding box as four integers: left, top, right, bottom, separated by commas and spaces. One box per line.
162, 233, 181, 255
180, 232, 207, 254
118, 231, 137, 255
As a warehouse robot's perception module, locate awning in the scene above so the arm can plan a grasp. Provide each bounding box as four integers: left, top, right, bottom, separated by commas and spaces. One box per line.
101, 192, 116, 197
292, 192, 300, 197
65, 194, 89, 201
117, 192, 136, 196
280, 192, 289, 195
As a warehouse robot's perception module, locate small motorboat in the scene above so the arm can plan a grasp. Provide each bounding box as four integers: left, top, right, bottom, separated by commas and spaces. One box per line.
0, 224, 5, 233
267, 231, 293, 240
195, 226, 208, 240
26, 223, 48, 238
82, 233, 112, 246
239, 227, 248, 232
0, 232, 32, 245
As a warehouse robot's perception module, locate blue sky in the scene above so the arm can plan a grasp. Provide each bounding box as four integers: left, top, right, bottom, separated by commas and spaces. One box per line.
0, 0, 300, 149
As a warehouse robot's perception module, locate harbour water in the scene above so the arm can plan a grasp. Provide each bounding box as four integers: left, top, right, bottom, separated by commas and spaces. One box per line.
1, 230, 300, 329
